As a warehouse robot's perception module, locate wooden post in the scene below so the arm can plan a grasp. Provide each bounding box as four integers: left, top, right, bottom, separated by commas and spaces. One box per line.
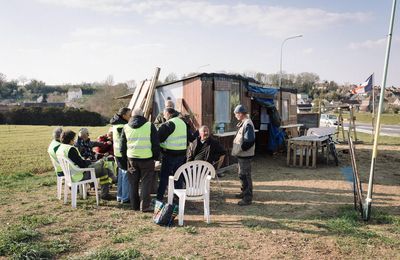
292, 144, 297, 166
318, 100, 322, 127
286, 141, 291, 166
352, 106, 358, 141
144, 67, 161, 119
299, 146, 304, 167
312, 141, 317, 168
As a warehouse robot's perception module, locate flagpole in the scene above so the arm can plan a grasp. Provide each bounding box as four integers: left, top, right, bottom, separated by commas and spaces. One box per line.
364, 0, 397, 221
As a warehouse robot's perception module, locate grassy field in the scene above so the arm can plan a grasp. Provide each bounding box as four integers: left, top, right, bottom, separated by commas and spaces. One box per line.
339, 112, 400, 125
0, 125, 399, 259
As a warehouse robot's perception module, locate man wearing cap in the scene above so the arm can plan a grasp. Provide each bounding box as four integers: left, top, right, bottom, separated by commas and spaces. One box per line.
232, 104, 256, 206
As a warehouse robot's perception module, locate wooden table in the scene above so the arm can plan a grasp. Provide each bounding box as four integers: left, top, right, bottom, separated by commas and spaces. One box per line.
280, 124, 304, 138
287, 135, 328, 168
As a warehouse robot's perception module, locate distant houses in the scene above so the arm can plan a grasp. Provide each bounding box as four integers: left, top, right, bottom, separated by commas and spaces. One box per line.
67, 88, 83, 102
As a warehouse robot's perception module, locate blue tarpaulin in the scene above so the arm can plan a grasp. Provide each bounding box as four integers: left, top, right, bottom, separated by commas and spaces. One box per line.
246, 83, 284, 152
246, 83, 278, 107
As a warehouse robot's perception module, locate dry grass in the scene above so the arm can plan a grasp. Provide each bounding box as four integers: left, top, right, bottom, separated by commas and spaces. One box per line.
0, 125, 399, 259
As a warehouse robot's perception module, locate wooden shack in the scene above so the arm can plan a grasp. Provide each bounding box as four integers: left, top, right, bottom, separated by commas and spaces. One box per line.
153, 73, 297, 166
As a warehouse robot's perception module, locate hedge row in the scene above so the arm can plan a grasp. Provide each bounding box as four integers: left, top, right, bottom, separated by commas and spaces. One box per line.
0, 107, 106, 126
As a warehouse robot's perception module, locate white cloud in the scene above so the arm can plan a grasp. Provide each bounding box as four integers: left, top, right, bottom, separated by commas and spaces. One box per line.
348, 38, 386, 50
71, 27, 140, 38
302, 48, 313, 54
348, 37, 400, 50
37, 0, 370, 38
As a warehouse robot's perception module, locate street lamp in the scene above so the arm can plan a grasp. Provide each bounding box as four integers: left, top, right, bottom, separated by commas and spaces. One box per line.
278, 34, 303, 120
279, 34, 303, 87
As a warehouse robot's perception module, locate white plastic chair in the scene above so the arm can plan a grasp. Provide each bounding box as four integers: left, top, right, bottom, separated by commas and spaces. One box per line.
57, 156, 99, 208
168, 161, 216, 226
49, 155, 65, 200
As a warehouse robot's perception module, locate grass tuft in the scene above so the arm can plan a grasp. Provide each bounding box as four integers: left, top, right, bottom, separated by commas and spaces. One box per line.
82, 248, 142, 260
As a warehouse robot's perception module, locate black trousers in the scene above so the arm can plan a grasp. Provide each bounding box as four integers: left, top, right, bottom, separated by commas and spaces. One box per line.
237, 157, 253, 201
127, 158, 155, 211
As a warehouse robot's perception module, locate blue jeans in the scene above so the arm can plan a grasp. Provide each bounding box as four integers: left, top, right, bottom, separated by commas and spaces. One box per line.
157, 154, 186, 201
117, 168, 131, 202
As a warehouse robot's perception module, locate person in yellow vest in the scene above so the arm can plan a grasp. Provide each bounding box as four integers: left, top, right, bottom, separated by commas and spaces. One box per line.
110, 107, 131, 203
154, 99, 175, 129
232, 105, 255, 206
156, 107, 195, 201
56, 130, 114, 200
47, 127, 63, 177
120, 108, 160, 212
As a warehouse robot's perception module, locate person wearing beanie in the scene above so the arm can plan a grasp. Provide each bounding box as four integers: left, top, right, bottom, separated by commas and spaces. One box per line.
232, 104, 255, 206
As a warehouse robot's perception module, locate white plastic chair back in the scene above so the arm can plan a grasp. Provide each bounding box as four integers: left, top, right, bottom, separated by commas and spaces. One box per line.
49, 155, 65, 200
173, 161, 215, 197
49, 155, 60, 174
57, 156, 75, 186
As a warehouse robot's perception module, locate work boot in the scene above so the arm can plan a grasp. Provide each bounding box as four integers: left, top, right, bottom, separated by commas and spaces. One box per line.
101, 184, 115, 200
237, 199, 252, 206
101, 193, 116, 201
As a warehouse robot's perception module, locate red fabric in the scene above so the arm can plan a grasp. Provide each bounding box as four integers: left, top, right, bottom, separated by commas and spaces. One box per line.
94, 135, 114, 156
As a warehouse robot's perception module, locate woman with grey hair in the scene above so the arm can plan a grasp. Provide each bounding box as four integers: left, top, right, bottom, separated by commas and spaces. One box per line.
47, 127, 63, 176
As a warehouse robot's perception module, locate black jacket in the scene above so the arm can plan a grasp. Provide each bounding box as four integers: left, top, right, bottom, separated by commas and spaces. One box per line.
187, 136, 226, 165
68, 146, 91, 168
120, 115, 160, 170
110, 114, 128, 168
158, 114, 196, 156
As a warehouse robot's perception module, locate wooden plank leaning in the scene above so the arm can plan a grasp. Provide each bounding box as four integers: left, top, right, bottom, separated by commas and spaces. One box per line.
128, 80, 145, 110
144, 67, 161, 118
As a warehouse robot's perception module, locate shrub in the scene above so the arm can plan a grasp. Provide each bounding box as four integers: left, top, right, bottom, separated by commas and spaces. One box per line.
0, 107, 106, 126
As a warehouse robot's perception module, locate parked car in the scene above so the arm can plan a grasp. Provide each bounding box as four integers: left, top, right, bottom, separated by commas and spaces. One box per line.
320, 114, 338, 127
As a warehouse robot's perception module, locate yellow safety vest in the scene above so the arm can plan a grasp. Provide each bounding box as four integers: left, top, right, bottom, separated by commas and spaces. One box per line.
112, 124, 125, 157
48, 139, 62, 174
56, 144, 84, 182
160, 117, 187, 150
123, 122, 153, 159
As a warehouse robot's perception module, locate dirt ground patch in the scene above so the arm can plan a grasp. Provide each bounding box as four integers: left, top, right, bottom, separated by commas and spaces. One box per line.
1, 142, 399, 259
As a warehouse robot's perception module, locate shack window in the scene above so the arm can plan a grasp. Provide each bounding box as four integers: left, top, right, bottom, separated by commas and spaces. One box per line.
214, 90, 230, 123
213, 80, 241, 133
282, 100, 289, 121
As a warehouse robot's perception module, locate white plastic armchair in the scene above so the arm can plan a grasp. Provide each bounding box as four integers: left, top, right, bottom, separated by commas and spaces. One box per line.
57, 156, 99, 208
49, 155, 65, 200
168, 160, 216, 226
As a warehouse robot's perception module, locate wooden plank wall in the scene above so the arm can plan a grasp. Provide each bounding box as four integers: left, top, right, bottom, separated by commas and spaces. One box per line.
201, 77, 214, 129
182, 77, 202, 128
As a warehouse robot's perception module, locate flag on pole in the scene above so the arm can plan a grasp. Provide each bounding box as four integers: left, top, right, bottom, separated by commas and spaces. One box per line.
352, 74, 373, 94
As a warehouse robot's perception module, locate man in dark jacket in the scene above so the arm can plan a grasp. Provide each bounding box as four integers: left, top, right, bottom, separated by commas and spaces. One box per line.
187, 125, 226, 166
231, 105, 256, 206
74, 128, 104, 160
156, 108, 195, 201
154, 99, 175, 129
110, 107, 131, 203
120, 108, 160, 212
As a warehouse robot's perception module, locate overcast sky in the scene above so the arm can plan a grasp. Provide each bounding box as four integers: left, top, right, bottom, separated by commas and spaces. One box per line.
0, 0, 399, 86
